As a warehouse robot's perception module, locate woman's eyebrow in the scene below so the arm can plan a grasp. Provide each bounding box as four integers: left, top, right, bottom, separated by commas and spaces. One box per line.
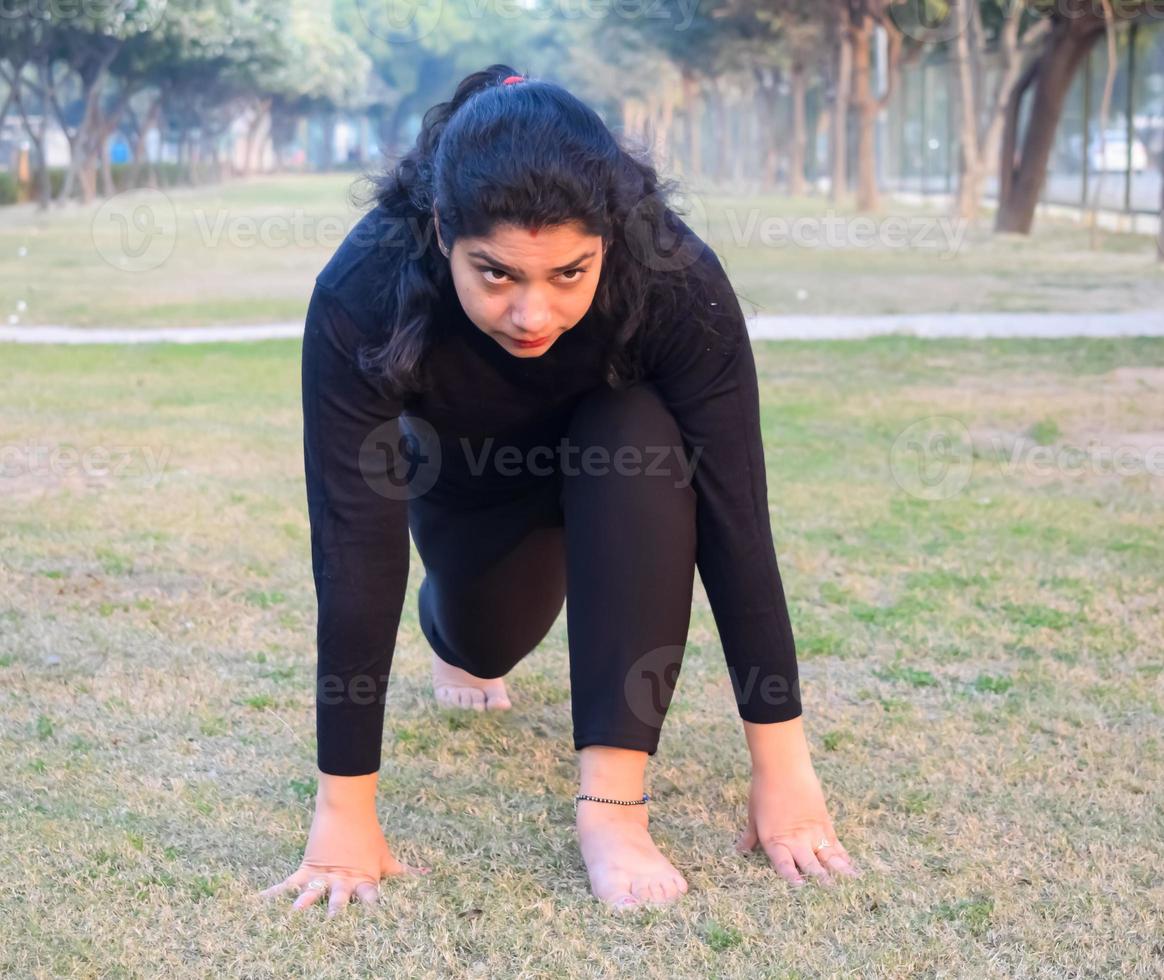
466, 249, 597, 274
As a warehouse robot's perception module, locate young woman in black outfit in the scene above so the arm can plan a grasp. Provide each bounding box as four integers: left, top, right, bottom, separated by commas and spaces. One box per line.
261, 64, 859, 916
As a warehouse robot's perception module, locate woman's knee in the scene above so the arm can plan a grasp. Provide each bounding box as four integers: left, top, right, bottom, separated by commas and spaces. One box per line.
417, 527, 567, 676
561, 379, 693, 519
567, 381, 680, 448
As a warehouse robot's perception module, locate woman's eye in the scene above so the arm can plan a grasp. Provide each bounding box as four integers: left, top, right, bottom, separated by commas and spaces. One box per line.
479, 267, 587, 284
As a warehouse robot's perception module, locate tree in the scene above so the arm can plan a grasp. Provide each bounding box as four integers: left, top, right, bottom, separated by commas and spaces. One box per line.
849, 1, 904, 210
994, 0, 1152, 234
950, 0, 1050, 221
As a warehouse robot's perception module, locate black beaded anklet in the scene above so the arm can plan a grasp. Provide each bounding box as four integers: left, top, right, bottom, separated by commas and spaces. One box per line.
573, 792, 651, 811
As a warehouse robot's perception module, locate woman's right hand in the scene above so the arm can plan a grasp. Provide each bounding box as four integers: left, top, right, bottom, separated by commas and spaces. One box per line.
259, 773, 431, 916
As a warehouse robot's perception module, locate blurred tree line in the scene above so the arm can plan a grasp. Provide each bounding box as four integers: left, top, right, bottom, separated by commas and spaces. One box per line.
0, 0, 1160, 239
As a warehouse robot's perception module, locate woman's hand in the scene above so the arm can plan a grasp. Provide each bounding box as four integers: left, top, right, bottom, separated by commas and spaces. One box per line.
735, 718, 860, 887
259, 773, 431, 916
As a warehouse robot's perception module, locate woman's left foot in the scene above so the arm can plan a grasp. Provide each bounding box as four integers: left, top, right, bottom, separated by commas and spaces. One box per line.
431, 652, 513, 711
575, 801, 688, 910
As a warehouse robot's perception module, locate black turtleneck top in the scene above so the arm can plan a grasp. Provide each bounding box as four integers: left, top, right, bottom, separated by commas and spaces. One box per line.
301, 206, 802, 776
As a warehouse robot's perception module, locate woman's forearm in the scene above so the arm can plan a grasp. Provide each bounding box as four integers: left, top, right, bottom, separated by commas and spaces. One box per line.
742, 716, 813, 777
317, 770, 379, 811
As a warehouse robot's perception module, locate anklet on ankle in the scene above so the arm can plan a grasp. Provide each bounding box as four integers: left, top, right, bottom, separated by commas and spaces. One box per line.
573, 792, 651, 812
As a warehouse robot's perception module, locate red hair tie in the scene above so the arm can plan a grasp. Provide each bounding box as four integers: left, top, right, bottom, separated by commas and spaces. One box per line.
502, 75, 526, 85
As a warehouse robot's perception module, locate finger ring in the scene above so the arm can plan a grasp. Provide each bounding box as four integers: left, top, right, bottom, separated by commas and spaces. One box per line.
306, 877, 328, 892
813, 837, 831, 851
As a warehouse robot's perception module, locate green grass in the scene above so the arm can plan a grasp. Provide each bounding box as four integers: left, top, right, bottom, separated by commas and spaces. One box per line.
2, 173, 1163, 327
1, 335, 1161, 975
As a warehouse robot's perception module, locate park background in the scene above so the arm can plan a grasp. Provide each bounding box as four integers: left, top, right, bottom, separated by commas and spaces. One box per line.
1, 1, 1163, 977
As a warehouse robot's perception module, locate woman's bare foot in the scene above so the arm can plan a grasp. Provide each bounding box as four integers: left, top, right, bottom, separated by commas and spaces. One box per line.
576, 801, 689, 911
431, 652, 512, 711
575, 745, 688, 911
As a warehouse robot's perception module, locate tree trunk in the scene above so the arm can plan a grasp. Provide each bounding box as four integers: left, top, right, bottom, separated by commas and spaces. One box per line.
244, 98, 273, 174
1, 60, 50, 210
622, 97, 644, 146
54, 43, 121, 206
789, 63, 808, 196
1157, 145, 1164, 260
682, 70, 703, 182
852, 11, 879, 211
0, 86, 14, 138
831, 7, 853, 202
99, 132, 113, 195
733, 94, 748, 185
996, 21, 1102, 234
710, 81, 728, 184
997, 57, 1036, 219
959, 8, 1050, 222
126, 95, 162, 190
655, 91, 675, 169
953, 0, 982, 220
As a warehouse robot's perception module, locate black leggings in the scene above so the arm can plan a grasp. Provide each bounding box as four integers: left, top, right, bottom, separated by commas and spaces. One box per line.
416, 380, 697, 755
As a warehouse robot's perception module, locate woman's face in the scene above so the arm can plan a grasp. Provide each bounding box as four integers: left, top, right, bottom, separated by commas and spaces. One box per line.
437, 211, 604, 358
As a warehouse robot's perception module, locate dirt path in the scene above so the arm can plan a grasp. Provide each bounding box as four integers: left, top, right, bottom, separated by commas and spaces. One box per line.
1, 311, 1162, 344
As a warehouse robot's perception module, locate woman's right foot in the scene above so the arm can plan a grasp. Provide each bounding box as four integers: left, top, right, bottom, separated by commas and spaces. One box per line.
575, 800, 689, 911
431, 652, 512, 711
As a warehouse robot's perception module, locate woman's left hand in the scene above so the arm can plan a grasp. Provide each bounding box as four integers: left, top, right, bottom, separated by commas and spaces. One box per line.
735, 761, 861, 887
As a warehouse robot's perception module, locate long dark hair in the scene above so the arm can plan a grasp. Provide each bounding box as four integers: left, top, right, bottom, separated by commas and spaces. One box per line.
349, 63, 727, 402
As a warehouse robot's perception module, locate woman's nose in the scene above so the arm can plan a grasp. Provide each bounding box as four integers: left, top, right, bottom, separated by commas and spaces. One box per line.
511, 295, 551, 332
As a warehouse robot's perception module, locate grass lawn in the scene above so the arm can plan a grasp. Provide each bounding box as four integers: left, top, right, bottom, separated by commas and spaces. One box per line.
1, 335, 1161, 976
2, 173, 1163, 327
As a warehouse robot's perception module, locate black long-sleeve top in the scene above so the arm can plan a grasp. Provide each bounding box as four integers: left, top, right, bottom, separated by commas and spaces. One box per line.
302, 206, 802, 776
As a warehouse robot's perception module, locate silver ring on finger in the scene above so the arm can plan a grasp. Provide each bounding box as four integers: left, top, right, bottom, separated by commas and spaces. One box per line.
813, 837, 831, 852
305, 877, 328, 893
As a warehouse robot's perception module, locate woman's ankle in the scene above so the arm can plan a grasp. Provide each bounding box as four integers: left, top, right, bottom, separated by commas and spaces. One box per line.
577, 744, 648, 800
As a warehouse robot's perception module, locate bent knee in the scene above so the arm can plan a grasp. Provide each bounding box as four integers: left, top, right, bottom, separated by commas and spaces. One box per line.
567, 381, 682, 449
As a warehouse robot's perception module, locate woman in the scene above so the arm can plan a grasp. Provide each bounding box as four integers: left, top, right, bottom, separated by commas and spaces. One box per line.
261, 64, 859, 917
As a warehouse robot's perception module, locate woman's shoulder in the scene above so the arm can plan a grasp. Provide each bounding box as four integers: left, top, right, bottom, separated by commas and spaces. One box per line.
313, 204, 409, 332
637, 218, 749, 371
